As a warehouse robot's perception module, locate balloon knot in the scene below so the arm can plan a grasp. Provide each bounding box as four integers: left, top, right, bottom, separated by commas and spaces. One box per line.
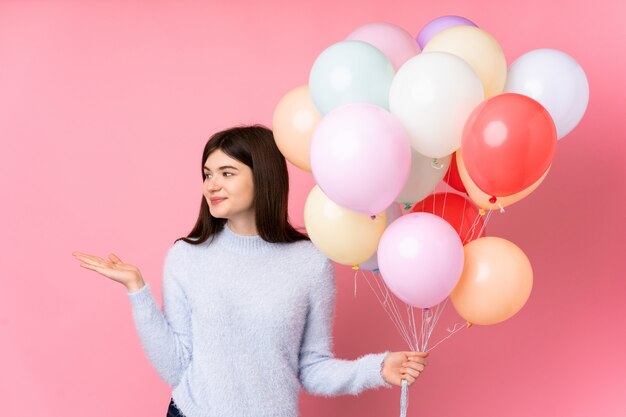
431, 158, 444, 169
372, 268, 379, 273
498, 203, 506, 214
489, 196, 497, 204
467, 322, 473, 328
352, 265, 359, 270
370, 215, 376, 220
403, 203, 412, 211
478, 209, 486, 216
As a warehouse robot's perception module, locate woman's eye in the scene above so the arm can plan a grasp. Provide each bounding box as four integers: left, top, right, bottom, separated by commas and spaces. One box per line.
204, 172, 232, 179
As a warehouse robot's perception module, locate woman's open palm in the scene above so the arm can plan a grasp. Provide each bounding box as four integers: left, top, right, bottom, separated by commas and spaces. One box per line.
72, 252, 144, 290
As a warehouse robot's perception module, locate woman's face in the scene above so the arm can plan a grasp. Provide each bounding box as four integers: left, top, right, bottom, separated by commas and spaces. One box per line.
203, 149, 255, 220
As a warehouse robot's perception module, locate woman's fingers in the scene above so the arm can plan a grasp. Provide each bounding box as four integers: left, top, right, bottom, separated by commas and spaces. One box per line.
402, 374, 416, 386
74, 251, 142, 289
74, 255, 110, 269
74, 253, 132, 270
403, 351, 429, 357
401, 366, 421, 379
73, 254, 102, 266
400, 363, 424, 378
79, 262, 108, 274
403, 361, 425, 373
108, 253, 122, 264
74, 253, 108, 265
406, 354, 428, 365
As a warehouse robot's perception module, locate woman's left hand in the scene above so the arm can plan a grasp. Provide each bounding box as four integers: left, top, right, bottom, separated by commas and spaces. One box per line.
381, 351, 429, 387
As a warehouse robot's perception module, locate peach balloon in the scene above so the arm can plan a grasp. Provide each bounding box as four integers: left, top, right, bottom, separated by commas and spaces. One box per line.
451, 237, 533, 325
272, 85, 321, 171
456, 149, 550, 210
303, 185, 386, 266
423, 26, 507, 98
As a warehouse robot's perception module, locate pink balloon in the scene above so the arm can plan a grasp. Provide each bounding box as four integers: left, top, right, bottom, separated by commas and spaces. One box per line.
310, 103, 412, 216
346, 22, 420, 71
377, 212, 464, 308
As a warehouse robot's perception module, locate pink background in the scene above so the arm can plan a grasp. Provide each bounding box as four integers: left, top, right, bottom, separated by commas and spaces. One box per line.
1, 1, 624, 416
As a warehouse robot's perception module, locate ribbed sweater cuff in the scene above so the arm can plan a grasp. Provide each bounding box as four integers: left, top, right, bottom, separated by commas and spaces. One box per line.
126, 282, 156, 310
361, 351, 394, 389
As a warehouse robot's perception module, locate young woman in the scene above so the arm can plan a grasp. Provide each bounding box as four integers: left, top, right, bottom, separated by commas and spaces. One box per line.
72, 125, 428, 417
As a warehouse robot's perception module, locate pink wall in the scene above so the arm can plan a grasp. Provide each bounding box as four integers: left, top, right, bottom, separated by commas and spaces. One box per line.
1, 0, 624, 416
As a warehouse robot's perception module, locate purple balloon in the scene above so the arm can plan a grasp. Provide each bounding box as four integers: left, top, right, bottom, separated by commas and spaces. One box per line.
377, 212, 464, 308
416, 15, 478, 49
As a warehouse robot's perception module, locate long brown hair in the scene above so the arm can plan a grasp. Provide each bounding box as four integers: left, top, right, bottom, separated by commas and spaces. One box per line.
176, 124, 310, 245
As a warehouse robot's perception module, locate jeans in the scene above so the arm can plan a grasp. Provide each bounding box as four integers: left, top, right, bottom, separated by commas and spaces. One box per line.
166, 398, 185, 417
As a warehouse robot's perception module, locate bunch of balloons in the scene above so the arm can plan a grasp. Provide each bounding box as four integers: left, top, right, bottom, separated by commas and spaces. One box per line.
272, 16, 588, 329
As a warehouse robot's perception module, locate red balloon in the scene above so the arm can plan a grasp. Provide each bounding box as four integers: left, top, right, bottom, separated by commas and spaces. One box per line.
444, 151, 467, 194
461, 93, 557, 197
411, 193, 486, 244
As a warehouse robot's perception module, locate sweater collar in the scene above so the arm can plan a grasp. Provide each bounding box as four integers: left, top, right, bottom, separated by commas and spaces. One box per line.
215, 222, 277, 254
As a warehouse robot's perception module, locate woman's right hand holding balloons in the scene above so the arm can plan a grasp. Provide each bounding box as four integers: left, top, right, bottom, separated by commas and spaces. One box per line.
381, 351, 429, 387
72, 252, 145, 292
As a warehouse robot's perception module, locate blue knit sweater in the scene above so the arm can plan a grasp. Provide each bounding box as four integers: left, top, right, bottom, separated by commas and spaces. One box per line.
126, 222, 392, 417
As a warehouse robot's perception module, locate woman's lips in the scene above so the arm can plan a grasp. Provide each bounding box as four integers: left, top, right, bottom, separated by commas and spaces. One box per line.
210, 197, 226, 205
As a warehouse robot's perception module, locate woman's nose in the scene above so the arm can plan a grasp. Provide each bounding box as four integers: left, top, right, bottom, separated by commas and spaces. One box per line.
205, 177, 222, 191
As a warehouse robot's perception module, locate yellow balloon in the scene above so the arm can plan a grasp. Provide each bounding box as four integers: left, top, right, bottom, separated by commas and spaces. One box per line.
272, 85, 321, 171
304, 185, 386, 266
451, 237, 533, 325
456, 149, 550, 210
423, 26, 507, 98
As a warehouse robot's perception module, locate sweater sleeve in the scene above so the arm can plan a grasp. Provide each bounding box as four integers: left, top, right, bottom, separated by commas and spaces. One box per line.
298, 257, 394, 396
126, 244, 192, 388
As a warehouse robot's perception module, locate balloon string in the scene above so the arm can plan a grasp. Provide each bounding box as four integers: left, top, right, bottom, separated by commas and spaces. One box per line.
389, 279, 421, 351
463, 213, 482, 243
406, 304, 416, 350
476, 209, 493, 237
363, 271, 464, 416
426, 298, 448, 350
444, 160, 452, 183
400, 379, 409, 417
382, 274, 418, 350
441, 181, 449, 220
459, 197, 468, 242
370, 272, 411, 347
365, 270, 460, 352
361, 271, 407, 343
377, 277, 420, 349
426, 322, 467, 353
407, 306, 419, 350
362, 271, 415, 350
418, 308, 428, 350
409, 305, 418, 352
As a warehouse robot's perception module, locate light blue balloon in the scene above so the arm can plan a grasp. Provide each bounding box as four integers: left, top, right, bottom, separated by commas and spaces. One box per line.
308, 40, 395, 115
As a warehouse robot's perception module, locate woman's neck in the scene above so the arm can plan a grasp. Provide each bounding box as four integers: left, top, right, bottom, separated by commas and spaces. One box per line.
226, 217, 258, 236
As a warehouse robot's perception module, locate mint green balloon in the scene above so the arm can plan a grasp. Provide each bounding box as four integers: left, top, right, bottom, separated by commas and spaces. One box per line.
308, 40, 395, 115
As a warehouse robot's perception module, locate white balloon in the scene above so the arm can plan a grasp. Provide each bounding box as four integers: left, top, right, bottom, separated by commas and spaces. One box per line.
504, 48, 589, 139
396, 149, 452, 207
389, 52, 484, 159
